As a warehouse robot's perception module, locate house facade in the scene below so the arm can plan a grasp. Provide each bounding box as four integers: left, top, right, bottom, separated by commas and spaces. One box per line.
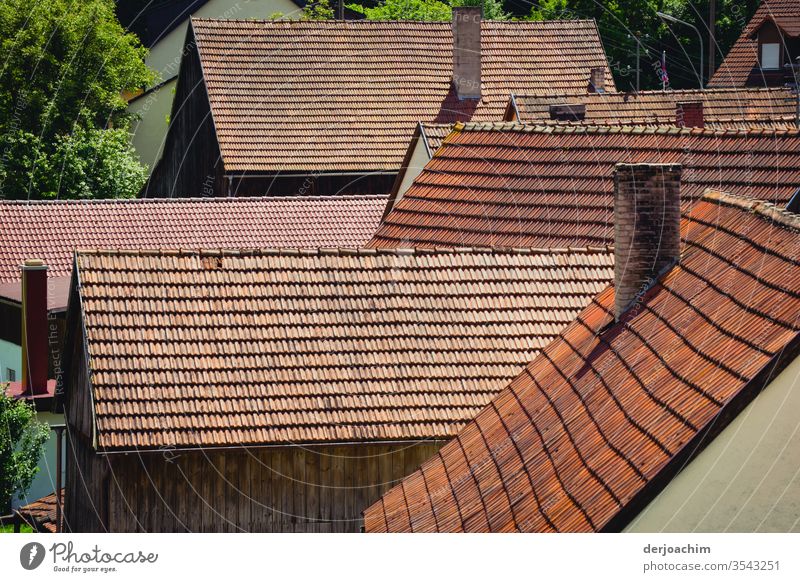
709, 0, 800, 87
62, 246, 615, 531
123, 0, 304, 175
0, 195, 386, 517
365, 169, 800, 533
143, 10, 615, 198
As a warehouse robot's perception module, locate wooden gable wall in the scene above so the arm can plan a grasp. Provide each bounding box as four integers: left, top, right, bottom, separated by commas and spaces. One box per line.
142, 22, 225, 199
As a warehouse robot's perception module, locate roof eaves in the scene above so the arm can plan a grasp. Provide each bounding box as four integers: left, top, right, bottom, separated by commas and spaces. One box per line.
602, 327, 800, 531
74, 245, 615, 260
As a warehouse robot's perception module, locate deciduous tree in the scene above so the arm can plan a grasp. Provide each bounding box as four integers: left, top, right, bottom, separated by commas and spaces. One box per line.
0, 0, 155, 199
0, 392, 50, 514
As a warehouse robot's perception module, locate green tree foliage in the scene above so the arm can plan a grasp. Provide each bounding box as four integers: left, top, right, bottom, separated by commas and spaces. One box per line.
0, 392, 50, 513
348, 0, 508, 21
0, 0, 155, 199
0, 128, 146, 199
303, 0, 336, 20
527, 1, 760, 90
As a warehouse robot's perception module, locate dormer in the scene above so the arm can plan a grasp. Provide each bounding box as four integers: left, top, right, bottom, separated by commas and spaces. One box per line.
746, 15, 800, 86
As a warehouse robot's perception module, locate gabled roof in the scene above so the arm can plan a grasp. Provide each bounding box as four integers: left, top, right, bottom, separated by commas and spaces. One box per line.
506, 87, 798, 128
0, 195, 386, 294
420, 123, 455, 156
369, 123, 800, 249
364, 191, 800, 532
71, 246, 614, 450
709, 0, 800, 87
189, 18, 615, 173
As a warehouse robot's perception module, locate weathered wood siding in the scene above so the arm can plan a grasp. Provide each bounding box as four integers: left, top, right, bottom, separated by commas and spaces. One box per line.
64, 316, 93, 442
71, 443, 443, 532
64, 431, 111, 532
142, 23, 225, 199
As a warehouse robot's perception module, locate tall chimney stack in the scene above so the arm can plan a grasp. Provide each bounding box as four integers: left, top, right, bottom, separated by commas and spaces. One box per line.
589, 67, 606, 93
21, 259, 48, 395
452, 6, 482, 100
613, 164, 681, 319
676, 101, 704, 128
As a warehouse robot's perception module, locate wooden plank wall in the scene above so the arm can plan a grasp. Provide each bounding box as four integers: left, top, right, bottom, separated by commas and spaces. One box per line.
143, 24, 225, 199
92, 443, 443, 532
64, 432, 111, 533
64, 321, 93, 441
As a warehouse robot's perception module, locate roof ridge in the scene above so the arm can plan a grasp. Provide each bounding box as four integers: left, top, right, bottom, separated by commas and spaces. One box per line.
190, 17, 598, 25
0, 195, 388, 206
455, 121, 800, 136
74, 246, 615, 258
515, 87, 796, 99
702, 190, 800, 232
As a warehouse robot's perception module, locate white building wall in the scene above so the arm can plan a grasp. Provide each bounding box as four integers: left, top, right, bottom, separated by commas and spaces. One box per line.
393, 136, 433, 209
11, 412, 65, 510
626, 354, 800, 532
2, 342, 65, 509
0, 339, 21, 383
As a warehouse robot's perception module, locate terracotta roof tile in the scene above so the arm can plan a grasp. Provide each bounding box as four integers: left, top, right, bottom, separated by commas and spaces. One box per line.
16, 490, 62, 533
510, 87, 798, 128
420, 123, 455, 155
73, 247, 614, 450
190, 18, 615, 172
709, 0, 800, 87
371, 123, 800, 249
0, 195, 386, 284
364, 191, 800, 532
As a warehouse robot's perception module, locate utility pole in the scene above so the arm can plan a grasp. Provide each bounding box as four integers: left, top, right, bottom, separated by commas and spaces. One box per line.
657, 11, 704, 89
708, 0, 716, 82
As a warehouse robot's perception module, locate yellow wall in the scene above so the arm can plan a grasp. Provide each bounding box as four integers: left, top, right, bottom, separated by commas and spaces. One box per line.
626, 354, 800, 532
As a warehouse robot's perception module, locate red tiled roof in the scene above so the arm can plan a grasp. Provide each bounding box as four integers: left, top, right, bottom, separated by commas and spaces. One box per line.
370, 123, 800, 249
420, 123, 455, 155
364, 191, 800, 532
508, 88, 798, 128
191, 18, 614, 172
72, 246, 614, 450
16, 490, 63, 533
0, 195, 387, 285
709, 0, 800, 87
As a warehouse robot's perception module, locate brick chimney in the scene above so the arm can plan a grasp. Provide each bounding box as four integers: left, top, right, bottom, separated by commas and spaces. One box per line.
21, 259, 48, 395
452, 6, 482, 100
676, 101, 704, 128
613, 164, 681, 319
589, 67, 606, 93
